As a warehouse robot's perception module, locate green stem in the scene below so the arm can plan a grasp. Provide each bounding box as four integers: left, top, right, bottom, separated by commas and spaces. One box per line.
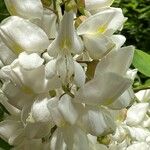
133, 87, 150, 93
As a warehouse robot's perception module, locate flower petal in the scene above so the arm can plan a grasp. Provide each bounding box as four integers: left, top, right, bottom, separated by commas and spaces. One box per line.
45, 59, 57, 79
126, 103, 149, 126
74, 61, 86, 87
62, 125, 89, 150
56, 55, 74, 84
47, 97, 65, 127
126, 69, 138, 81
110, 35, 126, 50
48, 11, 83, 56
31, 95, 53, 124
95, 46, 135, 77
83, 34, 115, 59
0, 40, 16, 65
126, 142, 150, 150
2, 81, 34, 109
136, 89, 150, 102
50, 129, 67, 150
41, 9, 57, 39
79, 106, 116, 136
0, 120, 22, 144
75, 72, 131, 105
25, 122, 51, 139
4, 0, 43, 19
18, 52, 44, 70
58, 95, 80, 125
77, 8, 125, 35
0, 89, 21, 115
108, 88, 135, 110
124, 126, 150, 141
0, 16, 49, 54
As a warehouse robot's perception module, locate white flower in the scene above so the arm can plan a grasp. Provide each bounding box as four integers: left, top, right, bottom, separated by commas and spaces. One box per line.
47, 94, 89, 150
0, 39, 16, 65
75, 46, 134, 106
126, 142, 150, 150
46, 11, 85, 86
1, 52, 61, 94
126, 103, 149, 126
0, 16, 49, 54
88, 135, 108, 150
0, 95, 53, 148
48, 11, 84, 57
4, 0, 43, 20
77, 7, 126, 59
136, 89, 150, 103
45, 54, 86, 87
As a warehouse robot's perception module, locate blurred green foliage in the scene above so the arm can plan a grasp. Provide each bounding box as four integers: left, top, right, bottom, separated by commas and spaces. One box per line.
113, 0, 150, 52
0, 0, 9, 22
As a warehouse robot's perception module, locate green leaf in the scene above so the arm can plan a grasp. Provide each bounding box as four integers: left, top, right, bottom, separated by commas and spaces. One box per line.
133, 82, 150, 92
133, 50, 150, 77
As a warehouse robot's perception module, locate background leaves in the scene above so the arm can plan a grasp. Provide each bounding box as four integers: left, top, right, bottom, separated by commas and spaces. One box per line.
133, 50, 150, 77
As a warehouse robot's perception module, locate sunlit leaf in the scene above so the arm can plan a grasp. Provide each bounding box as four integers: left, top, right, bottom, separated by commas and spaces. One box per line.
133, 50, 150, 77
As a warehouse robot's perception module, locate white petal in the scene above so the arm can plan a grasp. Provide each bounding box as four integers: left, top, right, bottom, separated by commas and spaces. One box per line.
50, 129, 67, 150
15, 139, 45, 150
136, 89, 150, 102
48, 11, 83, 56
0, 40, 16, 65
77, 8, 125, 35
75, 72, 131, 105
74, 61, 86, 87
108, 88, 135, 110
126, 69, 138, 81
58, 95, 80, 125
112, 126, 127, 142
126, 142, 150, 150
95, 46, 135, 77
141, 116, 150, 128
4, 0, 43, 19
56, 55, 74, 84
0, 16, 49, 54
124, 126, 150, 141
126, 103, 149, 126
12, 63, 47, 93
7, 59, 59, 93
62, 125, 89, 150
80, 106, 116, 136
2, 82, 35, 110
85, 0, 114, 11
88, 135, 108, 150
47, 97, 65, 127
83, 34, 115, 59
110, 35, 126, 50
9, 129, 24, 145
41, 9, 57, 39
31, 95, 53, 124
0, 120, 22, 143
45, 59, 57, 78
0, 89, 21, 115
25, 122, 51, 139
18, 52, 44, 70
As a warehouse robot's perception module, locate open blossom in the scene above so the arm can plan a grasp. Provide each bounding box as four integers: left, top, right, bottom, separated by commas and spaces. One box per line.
0, 0, 148, 150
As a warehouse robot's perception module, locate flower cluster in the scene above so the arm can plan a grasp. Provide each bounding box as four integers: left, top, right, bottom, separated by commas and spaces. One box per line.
0, 0, 149, 150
